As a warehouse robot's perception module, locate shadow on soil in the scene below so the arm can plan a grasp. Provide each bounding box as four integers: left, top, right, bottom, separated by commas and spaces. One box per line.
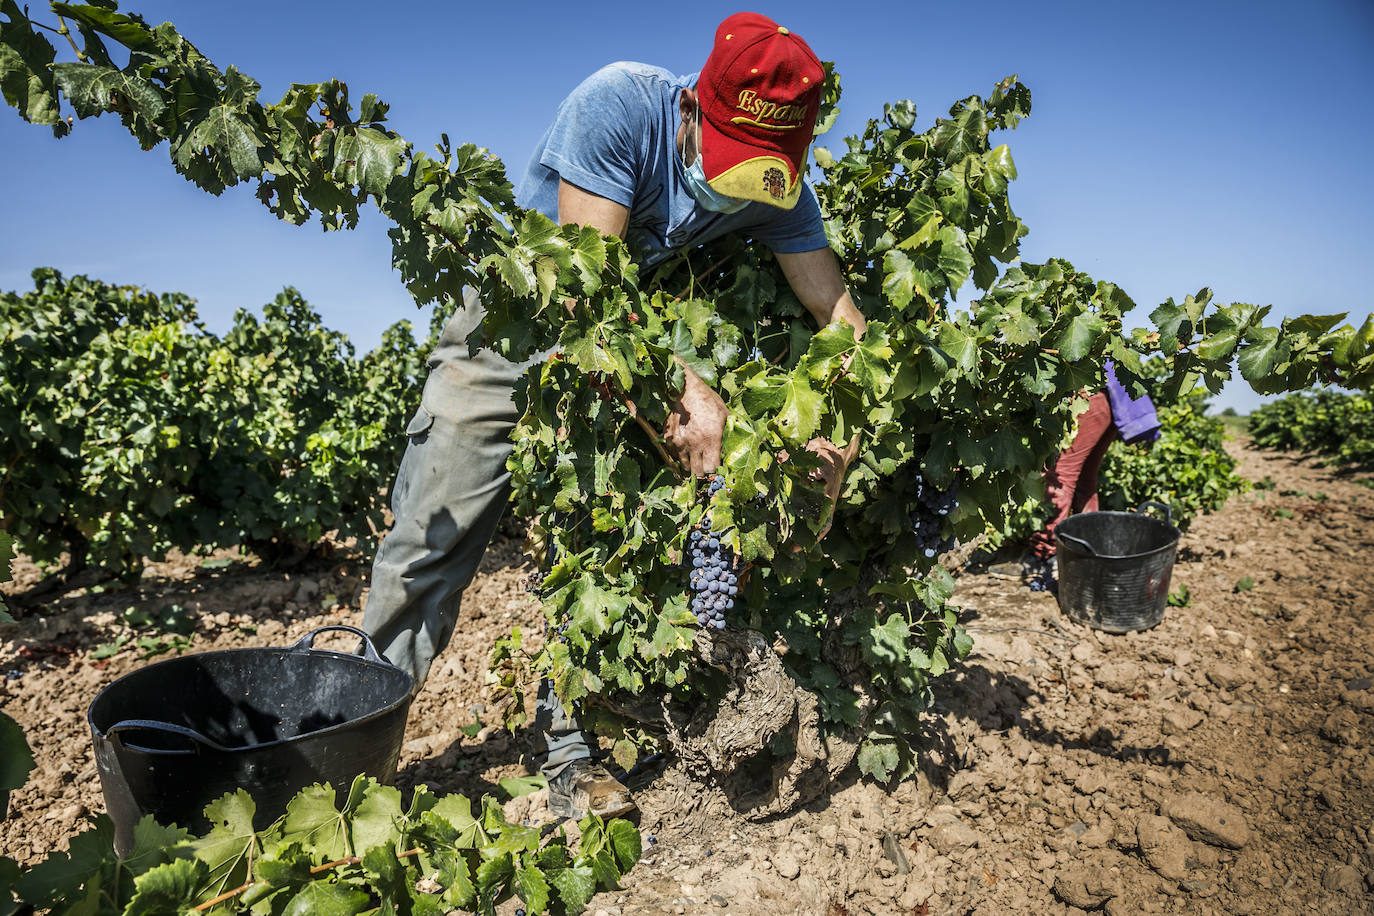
392, 722, 546, 803
922, 661, 1181, 785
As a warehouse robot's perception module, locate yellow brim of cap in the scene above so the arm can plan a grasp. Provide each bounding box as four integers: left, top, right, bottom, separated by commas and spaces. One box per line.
707, 153, 806, 210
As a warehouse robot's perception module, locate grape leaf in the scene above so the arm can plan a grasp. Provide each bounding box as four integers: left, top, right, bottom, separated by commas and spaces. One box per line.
123, 857, 207, 916
281, 880, 371, 916
191, 789, 259, 895
15, 816, 116, 908
281, 782, 356, 862
349, 781, 403, 858
0, 713, 33, 816
513, 866, 550, 914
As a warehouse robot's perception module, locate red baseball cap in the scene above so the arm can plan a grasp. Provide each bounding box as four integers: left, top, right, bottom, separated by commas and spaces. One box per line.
696, 12, 824, 210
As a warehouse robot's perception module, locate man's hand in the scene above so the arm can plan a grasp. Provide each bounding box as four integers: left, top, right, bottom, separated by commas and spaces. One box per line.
804, 435, 860, 540
663, 363, 728, 476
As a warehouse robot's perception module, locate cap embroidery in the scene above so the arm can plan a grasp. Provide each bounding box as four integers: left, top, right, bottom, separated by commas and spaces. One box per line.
762, 167, 786, 200
733, 89, 807, 130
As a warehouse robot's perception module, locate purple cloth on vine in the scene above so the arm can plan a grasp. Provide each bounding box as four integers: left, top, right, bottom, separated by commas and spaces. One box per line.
1104, 360, 1162, 444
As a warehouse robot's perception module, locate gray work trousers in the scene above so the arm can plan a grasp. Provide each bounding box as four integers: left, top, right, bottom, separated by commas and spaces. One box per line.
362, 291, 588, 777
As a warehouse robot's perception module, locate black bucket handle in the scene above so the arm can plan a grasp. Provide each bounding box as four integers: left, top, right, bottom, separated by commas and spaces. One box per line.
106, 719, 232, 755
1134, 500, 1173, 525
1057, 531, 1100, 557
288, 625, 390, 666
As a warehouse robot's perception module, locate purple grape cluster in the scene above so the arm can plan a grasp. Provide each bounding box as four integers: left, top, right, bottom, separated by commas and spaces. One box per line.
910, 473, 958, 560
524, 568, 546, 598
687, 475, 737, 629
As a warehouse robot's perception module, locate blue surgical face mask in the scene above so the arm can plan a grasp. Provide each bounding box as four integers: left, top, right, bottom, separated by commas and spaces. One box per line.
682, 109, 751, 214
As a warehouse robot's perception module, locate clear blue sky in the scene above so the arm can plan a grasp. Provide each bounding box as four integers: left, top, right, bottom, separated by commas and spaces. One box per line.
3, 0, 1371, 412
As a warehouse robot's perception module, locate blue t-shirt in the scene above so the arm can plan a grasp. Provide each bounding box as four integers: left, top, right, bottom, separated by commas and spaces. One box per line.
516, 62, 828, 268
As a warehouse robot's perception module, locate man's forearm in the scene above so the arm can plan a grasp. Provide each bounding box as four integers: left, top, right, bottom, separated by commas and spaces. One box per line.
775, 247, 866, 340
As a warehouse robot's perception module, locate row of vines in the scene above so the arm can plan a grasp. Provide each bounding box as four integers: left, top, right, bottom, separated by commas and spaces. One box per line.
1, 270, 438, 580
1248, 390, 1374, 469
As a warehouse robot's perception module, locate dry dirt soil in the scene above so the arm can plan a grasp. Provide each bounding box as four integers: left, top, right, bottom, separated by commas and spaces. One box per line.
3, 438, 1373, 915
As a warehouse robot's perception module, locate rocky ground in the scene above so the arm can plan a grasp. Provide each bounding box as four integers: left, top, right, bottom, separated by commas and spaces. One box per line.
3, 438, 1372, 915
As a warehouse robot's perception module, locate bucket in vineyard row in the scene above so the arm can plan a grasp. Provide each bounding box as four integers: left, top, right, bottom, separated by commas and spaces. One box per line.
1054, 501, 1180, 633
87, 625, 413, 855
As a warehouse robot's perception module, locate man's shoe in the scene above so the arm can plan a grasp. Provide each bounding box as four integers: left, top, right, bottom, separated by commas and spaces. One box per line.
547, 760, 636, 820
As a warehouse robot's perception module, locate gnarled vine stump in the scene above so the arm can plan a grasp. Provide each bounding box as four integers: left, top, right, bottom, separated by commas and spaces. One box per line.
600, 625, 875, 820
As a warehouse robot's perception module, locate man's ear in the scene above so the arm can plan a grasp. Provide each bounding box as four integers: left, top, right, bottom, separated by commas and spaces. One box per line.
679, 87, 698, 124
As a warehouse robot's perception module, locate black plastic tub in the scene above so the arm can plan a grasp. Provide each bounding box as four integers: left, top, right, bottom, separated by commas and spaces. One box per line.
87, 625, 412, 855
1054, 501, 1180, 633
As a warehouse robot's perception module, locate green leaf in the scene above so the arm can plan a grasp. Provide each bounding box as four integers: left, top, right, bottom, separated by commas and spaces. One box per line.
932, 105, 986, 160
124, 857, 207, 916
178, 75, 265, 182
0, 857, 19, 912
935, 225, 974, 292
1236, 326, 1286, 382
15, 816, 116, 908
282, 782, 354, 862
349, 780, 403, 857
606, 819, 642, 873
1054, 311, 1106, 362
335, 125, 408, 197
882, 249, 930, 311
0, 713, 34, 814
1196, 319, 1241, 361
1149, 298, 1190, 353
895, 214, 940, 252
51, 3, 159, 51
513, 866, 551, 913
428, 795, 484, 848
192, 789, 259, 895
936, 321, 978, 375
548, 863, 597, 911
0, 0, 64, 129
121, 816, 188, 879
740, 372, 824, 443
856, 736, 901, 782
281, 880, 371, 916
862, 613, 910, 667
497, 774, 548, 799
1283, 313, 1346, 337
51, 61, 164, 122
571, 225, 608, 291
475, 850, 514, 898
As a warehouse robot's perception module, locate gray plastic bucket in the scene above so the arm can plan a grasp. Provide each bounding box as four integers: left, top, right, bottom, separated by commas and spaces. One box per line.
1054, 501, 1180, 633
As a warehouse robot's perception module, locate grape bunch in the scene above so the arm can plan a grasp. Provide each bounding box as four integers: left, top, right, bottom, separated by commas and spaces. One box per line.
910, 473, 958, 560
524, 569, 547, 598
687, 475, 738, 629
